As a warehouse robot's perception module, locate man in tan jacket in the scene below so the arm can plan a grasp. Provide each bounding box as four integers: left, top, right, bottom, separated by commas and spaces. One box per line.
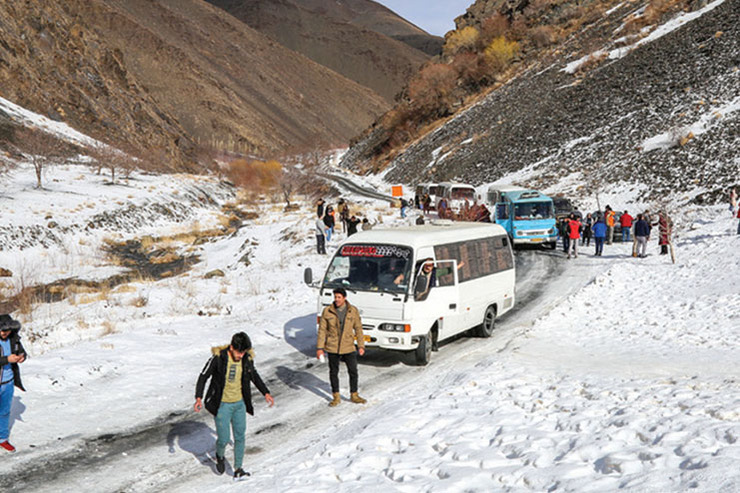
316, 287, 367, 407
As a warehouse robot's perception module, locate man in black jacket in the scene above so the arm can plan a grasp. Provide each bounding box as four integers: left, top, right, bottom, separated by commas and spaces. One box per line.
0, 314, 26, 453
194, 332, 274, 480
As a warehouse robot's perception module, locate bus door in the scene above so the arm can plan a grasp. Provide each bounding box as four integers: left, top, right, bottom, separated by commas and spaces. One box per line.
495, 201, 512, 236
413, 260, 461, 339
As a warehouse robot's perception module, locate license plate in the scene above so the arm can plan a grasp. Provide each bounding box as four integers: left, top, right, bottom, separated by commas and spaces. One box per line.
364, 335, 372, 342
531, 238, 543, 242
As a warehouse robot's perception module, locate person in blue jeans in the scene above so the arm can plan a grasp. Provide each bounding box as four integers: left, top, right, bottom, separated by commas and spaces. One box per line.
195, 332, 274, 480
592, 218, 607, 256
0, 314, 26, 453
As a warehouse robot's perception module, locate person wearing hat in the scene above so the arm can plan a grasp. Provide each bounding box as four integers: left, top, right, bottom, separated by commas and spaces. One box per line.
194, 332, 274, 480
0, 314, 26, 453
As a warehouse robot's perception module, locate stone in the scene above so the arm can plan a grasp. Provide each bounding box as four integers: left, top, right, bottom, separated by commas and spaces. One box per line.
204, 269, 225, 279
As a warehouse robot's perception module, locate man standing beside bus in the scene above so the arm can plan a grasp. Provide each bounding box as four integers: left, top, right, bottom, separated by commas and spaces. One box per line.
317, 288, 367, 407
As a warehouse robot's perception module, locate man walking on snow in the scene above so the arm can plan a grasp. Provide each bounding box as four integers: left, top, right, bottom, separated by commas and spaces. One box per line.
567, 213, 581, 259
620, 210, 633, 242
317, 288, 367, 407
0, 314, 26, 453
195, 332, 274, 480
634, 214, 651, 258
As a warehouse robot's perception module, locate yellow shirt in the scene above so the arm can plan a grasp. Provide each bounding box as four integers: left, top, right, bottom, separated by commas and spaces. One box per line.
221, 353, 243, 403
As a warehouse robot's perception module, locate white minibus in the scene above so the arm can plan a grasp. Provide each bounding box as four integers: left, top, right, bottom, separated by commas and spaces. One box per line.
304, 221, 516, 365
436, 182, 478, 213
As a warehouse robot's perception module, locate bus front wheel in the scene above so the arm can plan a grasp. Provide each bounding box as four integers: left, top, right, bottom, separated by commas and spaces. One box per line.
415, 332, 432, 366
477, 305, 497, 338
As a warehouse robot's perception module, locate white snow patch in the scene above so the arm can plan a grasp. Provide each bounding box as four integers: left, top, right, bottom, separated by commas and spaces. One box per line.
0, 96, 102, 148
642, 94, 740, 152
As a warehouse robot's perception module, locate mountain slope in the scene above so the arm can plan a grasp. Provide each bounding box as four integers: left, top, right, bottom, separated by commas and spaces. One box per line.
341, 0, 739, 204
206, 0, 441, 102
0, 0, 389, 163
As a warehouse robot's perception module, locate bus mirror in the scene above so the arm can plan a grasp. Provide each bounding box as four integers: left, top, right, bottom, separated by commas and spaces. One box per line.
414, 277, 430, 302
304, 267, 313, 285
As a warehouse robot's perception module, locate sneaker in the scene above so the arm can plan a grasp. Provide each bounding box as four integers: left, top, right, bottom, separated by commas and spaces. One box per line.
216, 454, 225, 475
233, 468, 251, 481
0, 441, 16, 453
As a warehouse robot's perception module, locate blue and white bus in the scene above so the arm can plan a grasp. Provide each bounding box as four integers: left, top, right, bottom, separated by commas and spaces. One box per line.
486, 186, 558, 249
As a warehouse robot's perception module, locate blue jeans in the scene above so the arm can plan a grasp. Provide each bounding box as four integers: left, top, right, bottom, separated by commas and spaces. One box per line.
594, 237, 605, 255
622, 227, 630, 242
326, 227, 333, 242
215, 401, 247, 469
0, 381, 14, 441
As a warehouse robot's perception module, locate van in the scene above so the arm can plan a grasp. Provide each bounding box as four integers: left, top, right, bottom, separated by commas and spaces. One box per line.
436, 182, 477, 213
304, 222, 516, 365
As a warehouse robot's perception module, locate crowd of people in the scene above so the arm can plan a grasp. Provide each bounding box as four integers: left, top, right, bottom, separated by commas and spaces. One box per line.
557, 206, 673, 259
314, 198, 372, 255
412, 192, 491, 222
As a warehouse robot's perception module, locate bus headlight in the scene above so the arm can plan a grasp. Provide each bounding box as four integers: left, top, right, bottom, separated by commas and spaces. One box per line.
379, 323, 411, 332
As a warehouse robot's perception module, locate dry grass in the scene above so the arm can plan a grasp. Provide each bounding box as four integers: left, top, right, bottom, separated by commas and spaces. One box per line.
101, 320, 118, 336
130, 295, 149, 307
114, 284, 137, 294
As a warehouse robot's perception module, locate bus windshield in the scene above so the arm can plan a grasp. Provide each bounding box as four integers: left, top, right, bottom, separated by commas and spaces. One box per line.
322, 244, 413, 294
451, 188, 475, 201
514, 201, 553, 220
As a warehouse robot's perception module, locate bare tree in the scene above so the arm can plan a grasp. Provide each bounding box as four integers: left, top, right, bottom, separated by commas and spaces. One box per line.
88, 142, 138, 183
279, 165, 304, 208
13, 127, 69, 188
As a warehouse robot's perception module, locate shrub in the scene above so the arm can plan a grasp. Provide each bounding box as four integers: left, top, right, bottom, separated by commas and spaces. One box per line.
225, 159, 282, 191
444, 26, 480, 56
452, 52, 488, 90
480, 14, 509, 45
529, 25, 556, 48
484, 37, 520, 74
408, 63, 457, 114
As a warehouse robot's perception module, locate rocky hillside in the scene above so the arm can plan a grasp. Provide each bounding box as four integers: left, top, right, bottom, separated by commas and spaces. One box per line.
0, 0, 389, 165
206, 0, 441, 102
341, 0, 739, 204
282, 0, 444, 55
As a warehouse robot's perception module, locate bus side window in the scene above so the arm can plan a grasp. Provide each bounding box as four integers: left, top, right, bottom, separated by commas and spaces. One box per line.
497, 203, 509, 220
435, 261, 456, 287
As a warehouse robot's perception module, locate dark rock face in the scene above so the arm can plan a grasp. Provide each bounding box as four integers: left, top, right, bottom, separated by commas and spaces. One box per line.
342, 0, 740, 204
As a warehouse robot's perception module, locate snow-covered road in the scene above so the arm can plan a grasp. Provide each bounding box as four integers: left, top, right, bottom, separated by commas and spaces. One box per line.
2, 246, 590, 492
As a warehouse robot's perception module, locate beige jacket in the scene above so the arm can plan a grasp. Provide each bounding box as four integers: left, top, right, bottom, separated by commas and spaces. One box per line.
317, 302, 364, 354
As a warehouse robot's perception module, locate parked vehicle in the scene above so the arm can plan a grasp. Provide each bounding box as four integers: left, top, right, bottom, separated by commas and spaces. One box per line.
436, 182, 477, 213
304, 222, 516, 365
591, 211, 624, 241
553, 196, 580, 221
487, 186, 558, 249
415, 183, 440, 201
